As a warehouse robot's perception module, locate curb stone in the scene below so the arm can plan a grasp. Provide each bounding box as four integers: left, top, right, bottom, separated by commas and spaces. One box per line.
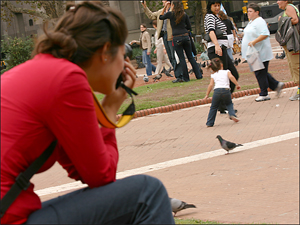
116, 81, 297, 120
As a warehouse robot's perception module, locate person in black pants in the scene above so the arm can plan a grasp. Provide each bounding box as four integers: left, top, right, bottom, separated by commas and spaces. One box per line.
204, 0, 239, 113
159, 0, 203, 83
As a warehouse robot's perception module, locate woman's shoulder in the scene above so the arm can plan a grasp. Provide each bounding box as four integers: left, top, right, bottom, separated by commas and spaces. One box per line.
205, 13, 215, 19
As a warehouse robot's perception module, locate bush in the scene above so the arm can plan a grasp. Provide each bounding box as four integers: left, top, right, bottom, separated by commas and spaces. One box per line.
194, 42, 205, 54
1, 35, 34, 73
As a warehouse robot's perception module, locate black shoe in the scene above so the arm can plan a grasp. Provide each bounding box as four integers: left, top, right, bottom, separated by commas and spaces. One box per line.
172, 78, 183, 83
196, 76, 203, 80
234, 109, 238, 113
219, 110, 227, 114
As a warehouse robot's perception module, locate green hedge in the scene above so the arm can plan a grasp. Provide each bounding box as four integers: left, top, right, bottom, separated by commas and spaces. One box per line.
1, 35, 34, 73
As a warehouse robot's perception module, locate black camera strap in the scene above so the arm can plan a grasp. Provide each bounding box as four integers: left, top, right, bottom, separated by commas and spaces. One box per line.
0, 140, 57, 218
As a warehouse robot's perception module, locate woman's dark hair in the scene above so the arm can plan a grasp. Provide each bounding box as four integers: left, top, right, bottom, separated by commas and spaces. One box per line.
218, 11, 228, 20
32, 1, 128, 67
141, 23, 147, 28
172, 0, 185, 25
206, 0, 222, 14
247, 2, 261, 13
152, 20, 157, 26
207, 58, 222, 72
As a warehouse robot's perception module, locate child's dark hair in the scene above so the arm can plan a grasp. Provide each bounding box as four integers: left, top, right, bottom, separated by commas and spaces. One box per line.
207, 58, 222, 72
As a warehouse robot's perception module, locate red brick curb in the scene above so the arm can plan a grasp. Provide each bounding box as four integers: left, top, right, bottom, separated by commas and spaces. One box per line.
116, 81, 297, 121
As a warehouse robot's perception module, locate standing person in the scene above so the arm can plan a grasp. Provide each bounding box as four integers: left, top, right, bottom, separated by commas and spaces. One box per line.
141, 1, 176, 73
159, 0, 203, 83
277, 0, 299, 101
218, 11, 239, 62
152, 20, 172, 75
0, 2, 175, 224
204, 58, 240, 127
242, 3, 284, 102
204, 0, 240, 113
131, 23, 156, 77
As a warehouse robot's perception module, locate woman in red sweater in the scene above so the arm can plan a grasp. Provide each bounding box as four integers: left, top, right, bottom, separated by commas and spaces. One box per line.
1, 1, 174, 224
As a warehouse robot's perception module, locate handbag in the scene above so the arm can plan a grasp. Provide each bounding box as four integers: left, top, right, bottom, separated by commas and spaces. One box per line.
203, 29, 224, 42
246, 45, 265, 72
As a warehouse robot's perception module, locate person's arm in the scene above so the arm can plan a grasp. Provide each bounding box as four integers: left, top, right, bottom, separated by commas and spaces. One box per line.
228, 71, 240, 90
209, 31, 222, 56
232, 29, 239, 42
142, 1, 162, 20
130, 40, 140, 45
206, 14, 222, 56
248, 35, 268, 46
160, 1, 170, 17
285, 4, 299, 25
204, 78, 214, 99
145, 32, 152, 55
47, 72, 118, 188
185, 13, 192, 31
49, 60, 136, 188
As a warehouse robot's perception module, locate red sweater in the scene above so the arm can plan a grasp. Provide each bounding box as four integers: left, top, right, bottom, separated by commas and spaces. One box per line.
1, 54, 119, 224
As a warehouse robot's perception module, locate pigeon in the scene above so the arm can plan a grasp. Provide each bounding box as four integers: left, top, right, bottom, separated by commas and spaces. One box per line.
167, 67, 174, 73
143, 75, 149, 82
201, 62, 206, 68
161, 67, 173, 77
170, 198, 196, 215
278, 50, 285, 59
234, 58, 239, 66
153, 73, 162, 81
238, 58, 241, 63
188, 63, 203, 76
216, 135, 243, 154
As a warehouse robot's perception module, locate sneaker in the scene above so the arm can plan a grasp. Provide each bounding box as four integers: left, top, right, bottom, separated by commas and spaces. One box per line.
275, 82, 284, 97
255, 95, 271, 102
230, 115, 239, 123
289, 93, 300, 101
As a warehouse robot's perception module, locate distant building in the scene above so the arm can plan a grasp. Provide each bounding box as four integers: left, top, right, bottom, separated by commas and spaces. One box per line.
1, 1, 279, 41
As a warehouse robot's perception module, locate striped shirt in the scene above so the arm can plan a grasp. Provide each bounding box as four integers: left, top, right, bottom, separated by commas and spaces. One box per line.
204, 13, 228, 48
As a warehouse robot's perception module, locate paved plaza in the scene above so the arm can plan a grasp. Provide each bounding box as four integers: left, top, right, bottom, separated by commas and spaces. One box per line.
32, 85, 299, 224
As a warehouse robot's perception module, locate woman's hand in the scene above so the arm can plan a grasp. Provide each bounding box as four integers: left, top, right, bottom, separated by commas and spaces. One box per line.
122, 57, 137, 90
204, 95, 208, 99
215, 44, 222, 56
248, 41, 255, 46
236, 84, 241, 90
101, 58, 136, 122
141, 1, 147, 8
154, 48, 157, 54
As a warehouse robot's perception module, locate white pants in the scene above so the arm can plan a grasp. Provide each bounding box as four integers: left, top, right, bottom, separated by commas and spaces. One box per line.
155, 44, 172, 74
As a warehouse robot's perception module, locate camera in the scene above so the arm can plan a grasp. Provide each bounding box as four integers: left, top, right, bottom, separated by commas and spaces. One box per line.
140, 0, 144, 3
116, 43, 133, 89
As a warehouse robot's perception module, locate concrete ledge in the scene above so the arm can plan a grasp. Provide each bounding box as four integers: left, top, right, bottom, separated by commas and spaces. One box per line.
116, 81, 297, 121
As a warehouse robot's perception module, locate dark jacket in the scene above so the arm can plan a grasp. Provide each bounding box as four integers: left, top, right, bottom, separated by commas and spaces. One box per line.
275, 17, 299, 52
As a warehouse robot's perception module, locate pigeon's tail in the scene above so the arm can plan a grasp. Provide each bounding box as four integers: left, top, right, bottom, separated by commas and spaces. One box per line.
184, 204, 196, 209
236, 144, 243, 147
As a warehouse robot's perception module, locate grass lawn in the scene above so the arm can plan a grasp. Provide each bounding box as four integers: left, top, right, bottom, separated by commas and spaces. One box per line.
95, 76, 260, 115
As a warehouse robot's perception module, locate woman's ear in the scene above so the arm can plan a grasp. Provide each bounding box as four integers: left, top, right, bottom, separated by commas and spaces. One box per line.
98, 42, 111, 63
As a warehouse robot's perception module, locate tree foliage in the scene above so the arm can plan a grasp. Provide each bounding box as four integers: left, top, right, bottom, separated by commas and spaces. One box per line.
1, 35, 34, 73
0, 1, 73, 26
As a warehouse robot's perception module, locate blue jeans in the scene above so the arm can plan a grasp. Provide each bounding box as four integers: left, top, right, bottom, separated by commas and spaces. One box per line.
25, 175, 175, 224
206, 88, 237, 127
142, 50, 156, 76
227, 48, 234, 61
254, 61, 279, 96
163, 32, 176, 71
173, 35, 202, 81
